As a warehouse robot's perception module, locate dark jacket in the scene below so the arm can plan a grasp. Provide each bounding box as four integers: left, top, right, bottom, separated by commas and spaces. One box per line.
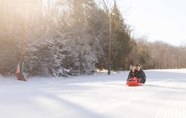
127, 71, 135, 80
134, 69, 146, 80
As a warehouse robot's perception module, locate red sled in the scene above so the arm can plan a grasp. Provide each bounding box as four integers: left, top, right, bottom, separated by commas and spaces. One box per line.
126, 77, 143, 86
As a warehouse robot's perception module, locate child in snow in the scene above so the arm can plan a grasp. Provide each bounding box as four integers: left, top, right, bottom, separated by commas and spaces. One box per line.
127, 64, 136, 81
134, 63, 146, 83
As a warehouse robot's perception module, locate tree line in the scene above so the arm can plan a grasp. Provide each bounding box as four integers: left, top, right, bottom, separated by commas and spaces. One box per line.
131, 38, 186, 69
0, 0, 185, 77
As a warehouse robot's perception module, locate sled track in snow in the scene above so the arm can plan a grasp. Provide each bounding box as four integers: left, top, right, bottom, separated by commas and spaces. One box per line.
127, 72, 186, 118
0, 70, 186, 118
144, 91, 186, 118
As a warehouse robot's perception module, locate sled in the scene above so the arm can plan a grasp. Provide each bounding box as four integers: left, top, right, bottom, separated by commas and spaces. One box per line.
126, 77, 143, 86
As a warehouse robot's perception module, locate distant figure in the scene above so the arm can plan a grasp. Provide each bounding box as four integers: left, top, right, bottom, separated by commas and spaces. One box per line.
134, 63, 146, 83
127, 64, 136, 81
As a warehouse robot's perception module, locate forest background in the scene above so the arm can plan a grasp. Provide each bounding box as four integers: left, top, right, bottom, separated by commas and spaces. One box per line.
1, 0, 186, 77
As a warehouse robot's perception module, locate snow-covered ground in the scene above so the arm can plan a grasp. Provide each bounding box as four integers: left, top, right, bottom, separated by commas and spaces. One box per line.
0, 69, 186, 118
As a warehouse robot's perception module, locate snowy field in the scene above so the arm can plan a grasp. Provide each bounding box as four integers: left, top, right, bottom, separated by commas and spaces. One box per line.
0, 69, 186, 118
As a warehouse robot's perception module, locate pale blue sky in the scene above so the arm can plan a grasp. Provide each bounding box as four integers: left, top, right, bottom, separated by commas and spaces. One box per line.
121, 0, 186, 46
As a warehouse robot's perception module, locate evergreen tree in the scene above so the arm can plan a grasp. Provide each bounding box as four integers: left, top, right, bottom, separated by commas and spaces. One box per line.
110, 1, 131, 70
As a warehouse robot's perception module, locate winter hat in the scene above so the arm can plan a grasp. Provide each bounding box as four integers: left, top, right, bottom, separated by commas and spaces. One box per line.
130, 64, 136, 69
136, 63, 140, 66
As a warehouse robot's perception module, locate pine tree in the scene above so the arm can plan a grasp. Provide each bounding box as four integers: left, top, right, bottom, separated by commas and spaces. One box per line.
110, 1, 131, 70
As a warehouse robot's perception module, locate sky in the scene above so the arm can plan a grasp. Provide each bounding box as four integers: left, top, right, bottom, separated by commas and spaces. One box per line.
120, 0, 186, 46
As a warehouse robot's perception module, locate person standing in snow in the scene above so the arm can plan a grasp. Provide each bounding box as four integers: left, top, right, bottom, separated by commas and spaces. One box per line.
134, 63, 146, 83
127, 64, 136, 81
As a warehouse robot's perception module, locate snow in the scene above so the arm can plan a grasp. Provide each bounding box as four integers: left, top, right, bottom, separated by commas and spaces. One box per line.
0, 69, 186, 118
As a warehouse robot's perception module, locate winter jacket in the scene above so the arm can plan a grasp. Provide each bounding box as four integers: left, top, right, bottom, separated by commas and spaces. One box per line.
134, 69, 146, 80
127, 71, 135, 81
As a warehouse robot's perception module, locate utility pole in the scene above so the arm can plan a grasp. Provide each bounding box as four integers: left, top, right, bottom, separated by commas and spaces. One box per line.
108, 13, 112, 75
108, 5, 115, 75
128, 30, 132, 69
172, 55, 174, 69
145, 44, 148, 69
164, 54, 166, 69
19, 1, 28, 81
158, 49, 160, 69
178, 55, 182, 69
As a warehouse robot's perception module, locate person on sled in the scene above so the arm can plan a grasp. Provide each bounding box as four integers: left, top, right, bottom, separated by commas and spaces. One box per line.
134, 63, 146, 84
127, 64, 136, 81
